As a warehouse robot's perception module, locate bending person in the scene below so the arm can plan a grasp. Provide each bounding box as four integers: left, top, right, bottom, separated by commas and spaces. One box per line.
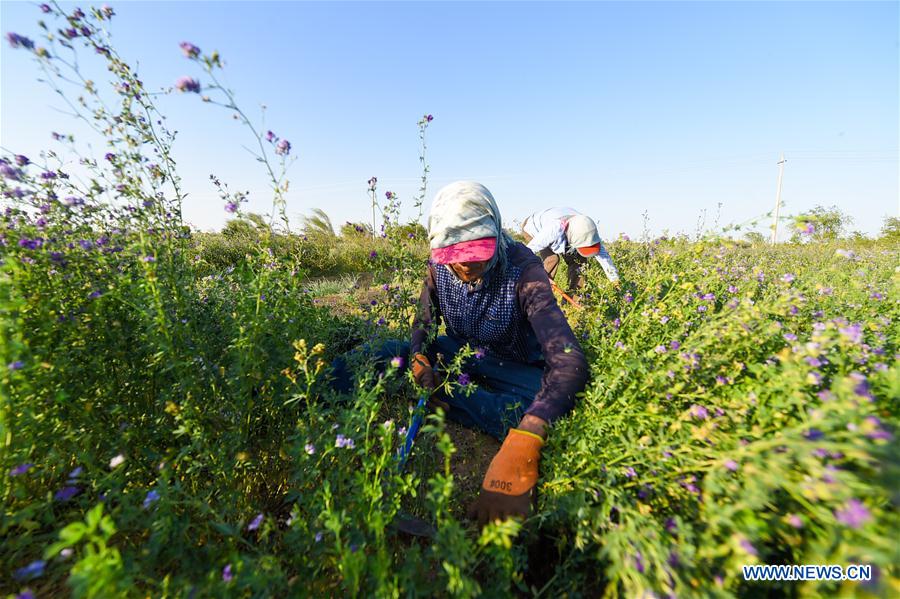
521, 207, 620, 294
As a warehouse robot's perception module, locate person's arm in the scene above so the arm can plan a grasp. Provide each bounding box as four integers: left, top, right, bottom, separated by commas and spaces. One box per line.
410, 264, 440, 355
593, 240, 620, 283
410, 264, 444, 391
517, 263, 590, 423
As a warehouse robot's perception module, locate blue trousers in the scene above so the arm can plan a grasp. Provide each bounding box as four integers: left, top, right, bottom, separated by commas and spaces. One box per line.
329, 336, 544, 440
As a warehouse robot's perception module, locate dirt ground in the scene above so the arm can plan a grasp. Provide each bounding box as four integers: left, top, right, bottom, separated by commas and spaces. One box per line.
442, 419, 502, 509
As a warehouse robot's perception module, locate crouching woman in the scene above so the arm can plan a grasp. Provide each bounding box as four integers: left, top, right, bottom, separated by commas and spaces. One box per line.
332, 181, 589, 525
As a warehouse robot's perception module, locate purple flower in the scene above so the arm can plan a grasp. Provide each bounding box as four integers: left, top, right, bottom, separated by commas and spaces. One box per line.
142, 255, 156, 263
457, 373, 470, 386
18, 238, 43, 250
102, 5, 114, 17
697, 304, 708, 313
10, 463, 33, 476
8, 360, 25, 371
179, 41, 201, 58
624, 467, 637, 478
13, 560, 45, 581
474, 347, 486, 359
222, 564, 233, 582
425, 114, 433, 122
335, 434, 355, 449
304, 443, 316, 455
175, 76, 201, 93
780, 273, 795, 283
803, 428, 824, 441
624, 293, 634, 303
633, 551, 645, 573
61, 27, 79, 39
864, 416, 892, 441
665, 517, 677, 533
0, 163, 23, 180
839, 324, 862, 344
143, 489, 160, 509
225, 201, 238, 213
385, 191, 395, 199
669, 340, 680, 350
787, 514, 803, 528
6, 33, 35, 49
834, 499, 871, 529
816, 390, 835, 402
17, 591, 36, 599
850, 372, 873, 400
369, 250, 378, 259
701, 292, 715, 301
40, 3, 51, 12
724, 459, 739, 472
783, 333, 797, 342
654, 344, 666, 354
247, 513, 264, 531
14, 154, 29, 166
72, 8, 85, 19
739, 538, 758, 557
660, 315, 670, 324
275, 139, 291, 156
54, 486, 80, 501
690, 404, 709, 420
266, 130, 276, 142
315, 531, 323, 542
88, 291, 102, 300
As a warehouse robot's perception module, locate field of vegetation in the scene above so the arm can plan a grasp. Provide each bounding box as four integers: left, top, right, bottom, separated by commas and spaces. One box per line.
2, 5, 898, 598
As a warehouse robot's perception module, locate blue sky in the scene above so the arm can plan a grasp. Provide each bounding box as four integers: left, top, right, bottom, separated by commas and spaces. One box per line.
2, 1, 897, 239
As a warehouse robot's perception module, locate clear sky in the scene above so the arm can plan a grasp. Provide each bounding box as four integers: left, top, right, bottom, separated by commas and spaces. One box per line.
2, 1, 898, 239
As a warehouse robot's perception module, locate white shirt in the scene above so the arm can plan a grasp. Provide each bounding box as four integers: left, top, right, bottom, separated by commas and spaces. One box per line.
523, 207, 620, 283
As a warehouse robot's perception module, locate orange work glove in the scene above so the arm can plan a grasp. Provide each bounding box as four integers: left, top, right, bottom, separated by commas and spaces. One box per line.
467, 428, 544, 526
411, 353, 436, 389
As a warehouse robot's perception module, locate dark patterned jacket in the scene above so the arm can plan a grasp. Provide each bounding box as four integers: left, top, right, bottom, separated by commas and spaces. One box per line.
411, 241, 588, 423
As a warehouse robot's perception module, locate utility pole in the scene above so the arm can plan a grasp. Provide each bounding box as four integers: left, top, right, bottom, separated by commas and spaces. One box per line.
770, 152, 786, 244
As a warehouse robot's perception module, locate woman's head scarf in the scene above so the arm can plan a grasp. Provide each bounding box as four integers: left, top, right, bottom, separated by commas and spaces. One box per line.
428, 181, 513, 274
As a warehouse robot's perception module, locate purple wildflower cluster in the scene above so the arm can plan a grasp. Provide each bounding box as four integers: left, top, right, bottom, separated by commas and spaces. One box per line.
6, 32, 35, 50
175, 76, 201, 94
335, 434, 355, 449
180, 41, 201, 59
247, 513, 264, 531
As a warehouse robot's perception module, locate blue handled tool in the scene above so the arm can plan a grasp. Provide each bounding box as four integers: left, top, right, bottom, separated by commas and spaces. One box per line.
391, 393, 437, 538
396, 394, 428, 471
